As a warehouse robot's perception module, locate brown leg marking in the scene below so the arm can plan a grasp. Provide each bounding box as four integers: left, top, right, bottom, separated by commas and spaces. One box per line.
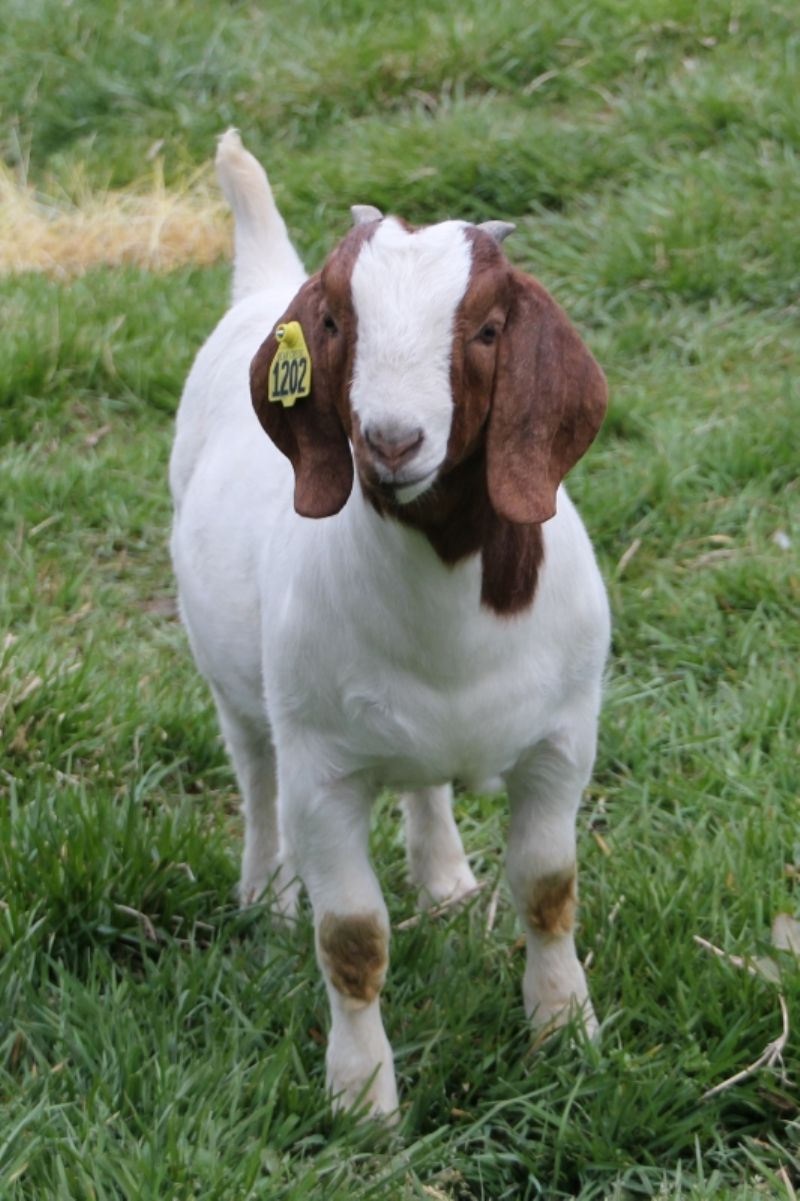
526, 867, 577, 941
318, 912, 388, 1004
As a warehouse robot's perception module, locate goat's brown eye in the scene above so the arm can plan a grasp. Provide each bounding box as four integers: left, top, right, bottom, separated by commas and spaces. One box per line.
477, 323, 497, 345
323, 313, 338, 335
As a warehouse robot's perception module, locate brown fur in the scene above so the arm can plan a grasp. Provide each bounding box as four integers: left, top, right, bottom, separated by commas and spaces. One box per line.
526, 868, 577, 941
249, 224, 375, 518
249, 222, 606, 614
318, 912, 388, 1005
485, 264, 607, 527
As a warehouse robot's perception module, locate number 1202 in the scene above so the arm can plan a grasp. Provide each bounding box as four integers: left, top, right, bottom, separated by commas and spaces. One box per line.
271, 354, 308, 400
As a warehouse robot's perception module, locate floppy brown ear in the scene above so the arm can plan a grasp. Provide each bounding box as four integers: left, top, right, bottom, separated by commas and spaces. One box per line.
250, 274, 353, 518
486, 268, 607, 525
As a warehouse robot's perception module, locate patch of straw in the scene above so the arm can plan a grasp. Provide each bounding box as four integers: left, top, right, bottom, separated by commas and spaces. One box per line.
0, 162, 231, 278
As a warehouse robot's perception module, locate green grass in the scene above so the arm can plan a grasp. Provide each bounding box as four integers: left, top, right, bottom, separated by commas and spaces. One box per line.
2, 0, 799, 1196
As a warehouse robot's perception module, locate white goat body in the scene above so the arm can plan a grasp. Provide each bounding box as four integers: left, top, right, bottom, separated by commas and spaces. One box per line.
170, 130, 610, 1117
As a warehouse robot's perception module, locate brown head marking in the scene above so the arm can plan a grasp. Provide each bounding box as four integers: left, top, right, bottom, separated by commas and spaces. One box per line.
249, 223, 378, 518
485, 262, 608, 526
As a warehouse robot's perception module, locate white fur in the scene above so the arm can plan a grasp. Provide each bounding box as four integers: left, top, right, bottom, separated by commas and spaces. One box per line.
170, 131, 610, 1119
349, 218, 472, 492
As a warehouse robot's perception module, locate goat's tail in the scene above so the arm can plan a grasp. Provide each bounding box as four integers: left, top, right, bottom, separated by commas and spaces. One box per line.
215, 129, 306, 304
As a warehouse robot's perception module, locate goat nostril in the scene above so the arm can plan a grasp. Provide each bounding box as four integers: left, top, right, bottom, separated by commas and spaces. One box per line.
364, 427, 425, 470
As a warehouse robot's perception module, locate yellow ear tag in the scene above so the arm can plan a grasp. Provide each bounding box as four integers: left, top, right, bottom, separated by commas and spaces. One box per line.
268, 320, 312, 408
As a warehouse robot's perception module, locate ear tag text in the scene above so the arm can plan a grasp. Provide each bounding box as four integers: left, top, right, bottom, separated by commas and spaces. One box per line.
268, 321, 312, 408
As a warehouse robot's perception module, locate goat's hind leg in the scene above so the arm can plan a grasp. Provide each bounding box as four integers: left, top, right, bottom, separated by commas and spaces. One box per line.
401, 783, 478, 909
212, 688, 299, 918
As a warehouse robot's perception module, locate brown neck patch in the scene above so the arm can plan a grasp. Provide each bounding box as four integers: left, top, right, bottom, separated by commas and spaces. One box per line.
362, 450, 544, 617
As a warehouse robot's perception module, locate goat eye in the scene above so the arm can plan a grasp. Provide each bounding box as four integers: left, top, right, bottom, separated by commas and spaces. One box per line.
477, 323, 497, 345
323, 313, 338, 335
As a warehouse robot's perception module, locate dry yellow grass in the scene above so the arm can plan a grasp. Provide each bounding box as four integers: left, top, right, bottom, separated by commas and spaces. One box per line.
0, 163, 231, 277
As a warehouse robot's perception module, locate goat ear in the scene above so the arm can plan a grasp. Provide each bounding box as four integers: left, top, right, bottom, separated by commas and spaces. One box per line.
250, 275, 353, 518
486, 269, 607, 525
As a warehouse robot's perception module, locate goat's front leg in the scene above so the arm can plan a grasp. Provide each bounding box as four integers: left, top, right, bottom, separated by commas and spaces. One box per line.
281, 767, 398, 1119
505, 737, 598, 1040
401, 784, 478, 909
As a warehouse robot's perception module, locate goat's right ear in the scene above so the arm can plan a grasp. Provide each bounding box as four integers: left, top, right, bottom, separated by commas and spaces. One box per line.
250, 275, 354, 518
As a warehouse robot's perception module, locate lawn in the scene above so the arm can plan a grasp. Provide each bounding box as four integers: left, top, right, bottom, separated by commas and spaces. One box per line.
1, 0, 798, 1196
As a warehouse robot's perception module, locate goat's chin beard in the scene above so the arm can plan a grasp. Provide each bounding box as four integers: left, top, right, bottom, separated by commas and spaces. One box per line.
358, 466, 439, 508
392, 472, 438, 505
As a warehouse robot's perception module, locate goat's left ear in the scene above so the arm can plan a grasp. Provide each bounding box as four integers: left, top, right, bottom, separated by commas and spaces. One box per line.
486, 269, 607, 525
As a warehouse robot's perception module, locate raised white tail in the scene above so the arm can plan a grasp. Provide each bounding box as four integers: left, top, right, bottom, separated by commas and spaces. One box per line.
215, 129, 307, 304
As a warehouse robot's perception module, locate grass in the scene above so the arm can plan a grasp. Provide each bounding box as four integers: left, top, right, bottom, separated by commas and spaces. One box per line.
1, 0, 799, 1196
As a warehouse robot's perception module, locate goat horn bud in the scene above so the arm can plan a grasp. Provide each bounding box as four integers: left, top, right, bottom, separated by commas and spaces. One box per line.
477, 220, 516, 243
351, 204, 384, 226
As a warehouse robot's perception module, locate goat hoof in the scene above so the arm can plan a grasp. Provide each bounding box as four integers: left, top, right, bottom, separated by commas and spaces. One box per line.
239, 862, 300, 922
327, 1058, 399, 1123
529, 994, 599, 1047
415, 861, 479, 911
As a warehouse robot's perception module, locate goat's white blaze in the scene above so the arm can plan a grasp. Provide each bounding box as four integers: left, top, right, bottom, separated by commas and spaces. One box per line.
349, 218, 473, 496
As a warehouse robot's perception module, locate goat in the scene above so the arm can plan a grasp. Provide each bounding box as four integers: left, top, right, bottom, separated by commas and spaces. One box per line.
169, 130, 610, 1119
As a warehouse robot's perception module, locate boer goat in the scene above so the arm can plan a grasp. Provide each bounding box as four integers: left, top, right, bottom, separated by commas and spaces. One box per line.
170, 130, 610, 1118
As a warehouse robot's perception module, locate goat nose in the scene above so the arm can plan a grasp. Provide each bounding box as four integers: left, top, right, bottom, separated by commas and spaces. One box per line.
364, 425, 425, 471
